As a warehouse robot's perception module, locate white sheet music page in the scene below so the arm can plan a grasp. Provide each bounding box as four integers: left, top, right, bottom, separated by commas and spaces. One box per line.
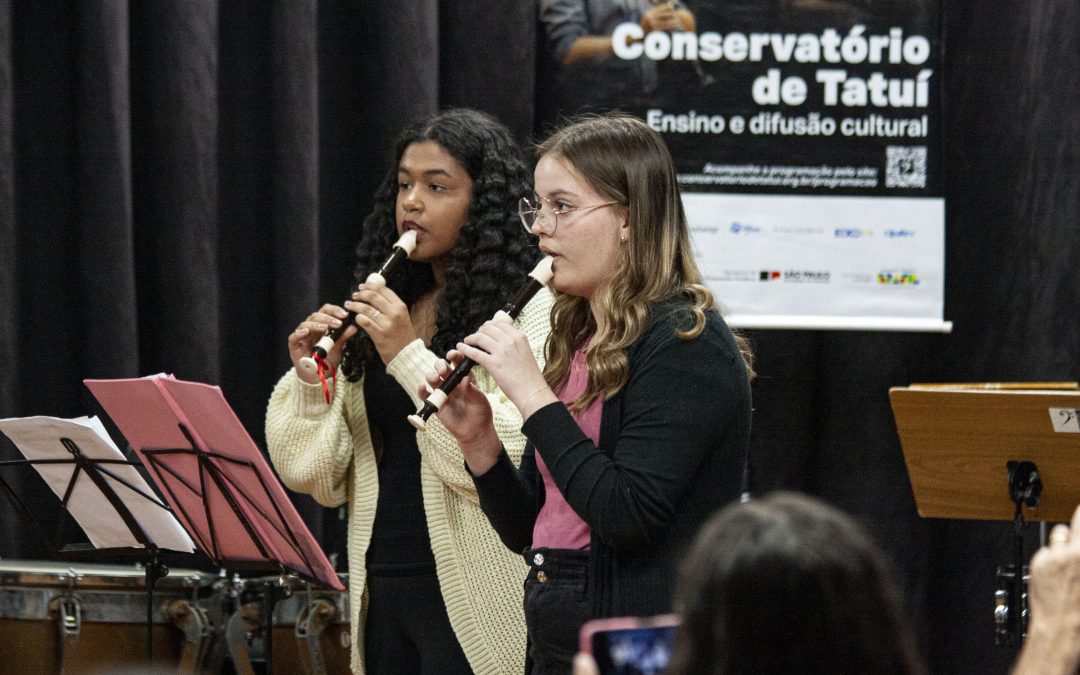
0, 415, 196, 552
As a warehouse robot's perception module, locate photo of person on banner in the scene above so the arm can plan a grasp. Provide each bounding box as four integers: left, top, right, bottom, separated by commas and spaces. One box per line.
538, 0, 706, 117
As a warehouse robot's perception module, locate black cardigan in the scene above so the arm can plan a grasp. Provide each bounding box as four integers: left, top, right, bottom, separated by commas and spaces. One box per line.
472, 298, 753, 617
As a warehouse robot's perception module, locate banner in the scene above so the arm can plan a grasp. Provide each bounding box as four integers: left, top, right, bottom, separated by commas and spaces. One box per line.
537, 1, 948, 331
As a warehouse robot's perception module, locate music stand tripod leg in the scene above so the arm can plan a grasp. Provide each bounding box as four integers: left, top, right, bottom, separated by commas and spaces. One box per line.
144, 545, 169, 673
994, 460, 1042, 646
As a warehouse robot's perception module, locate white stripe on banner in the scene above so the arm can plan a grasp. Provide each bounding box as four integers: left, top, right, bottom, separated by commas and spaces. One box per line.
724, 315, 953, 332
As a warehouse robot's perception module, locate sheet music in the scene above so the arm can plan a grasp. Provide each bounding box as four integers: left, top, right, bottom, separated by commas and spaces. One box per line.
0, 415, 196, 552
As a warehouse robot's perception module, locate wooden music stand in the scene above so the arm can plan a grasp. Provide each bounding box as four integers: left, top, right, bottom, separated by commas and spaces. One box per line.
890, 382, 1080, 645
889, 382, 1080, 523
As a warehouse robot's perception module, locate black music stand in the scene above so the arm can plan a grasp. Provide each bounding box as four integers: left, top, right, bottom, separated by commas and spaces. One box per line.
0, 415, 197, 672
889, 382, 1080, 645
84, 375, 344, 672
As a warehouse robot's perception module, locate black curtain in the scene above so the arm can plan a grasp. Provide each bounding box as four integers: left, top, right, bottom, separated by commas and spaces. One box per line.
1, 2, 1077, 673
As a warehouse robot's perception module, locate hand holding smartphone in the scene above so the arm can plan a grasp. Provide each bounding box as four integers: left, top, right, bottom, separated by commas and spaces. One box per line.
578, 614, 680, 675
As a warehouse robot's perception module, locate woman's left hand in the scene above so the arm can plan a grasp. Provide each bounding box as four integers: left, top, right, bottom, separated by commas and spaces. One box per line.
455, 318, 557, 419
345, 284, 416, 364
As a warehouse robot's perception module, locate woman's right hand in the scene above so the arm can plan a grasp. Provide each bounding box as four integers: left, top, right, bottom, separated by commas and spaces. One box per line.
420, 352, 504, 475
289, 304, 357, 384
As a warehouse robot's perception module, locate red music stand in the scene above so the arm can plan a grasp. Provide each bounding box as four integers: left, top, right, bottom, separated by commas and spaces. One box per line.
84, 375, 345, 669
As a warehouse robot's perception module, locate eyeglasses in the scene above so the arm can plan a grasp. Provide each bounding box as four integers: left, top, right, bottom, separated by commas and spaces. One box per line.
518, 196, 619, 236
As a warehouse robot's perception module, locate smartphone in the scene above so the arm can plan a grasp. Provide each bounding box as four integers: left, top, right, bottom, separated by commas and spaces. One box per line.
579, 614, 680, 675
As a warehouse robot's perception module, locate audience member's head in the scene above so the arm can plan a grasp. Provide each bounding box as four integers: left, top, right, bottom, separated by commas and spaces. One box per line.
667, 492, 925, 675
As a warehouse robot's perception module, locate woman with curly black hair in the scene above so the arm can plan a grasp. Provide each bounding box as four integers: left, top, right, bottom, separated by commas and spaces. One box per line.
267, 108, 551, 675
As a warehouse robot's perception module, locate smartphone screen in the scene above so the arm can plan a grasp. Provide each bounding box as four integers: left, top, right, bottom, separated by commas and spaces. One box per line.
579, 615, 680, 675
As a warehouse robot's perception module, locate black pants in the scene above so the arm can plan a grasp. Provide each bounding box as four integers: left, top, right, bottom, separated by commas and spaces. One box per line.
522, 547, 591, 675
364, 572, 472, 675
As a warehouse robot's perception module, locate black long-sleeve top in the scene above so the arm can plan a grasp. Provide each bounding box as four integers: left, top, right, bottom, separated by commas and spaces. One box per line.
472, 297, 753, 617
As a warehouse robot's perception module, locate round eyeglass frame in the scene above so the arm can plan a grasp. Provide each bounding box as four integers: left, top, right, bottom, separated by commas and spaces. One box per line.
518, 196, 619, 235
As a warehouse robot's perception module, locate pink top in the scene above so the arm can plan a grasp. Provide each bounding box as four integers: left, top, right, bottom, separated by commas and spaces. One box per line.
531, 346, 598, 550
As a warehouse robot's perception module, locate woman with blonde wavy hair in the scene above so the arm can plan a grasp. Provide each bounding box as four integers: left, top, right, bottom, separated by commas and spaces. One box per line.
422, 113, 754, 674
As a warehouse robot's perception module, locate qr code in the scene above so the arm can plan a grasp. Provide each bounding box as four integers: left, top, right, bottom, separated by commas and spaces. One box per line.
885, 146, 927, 188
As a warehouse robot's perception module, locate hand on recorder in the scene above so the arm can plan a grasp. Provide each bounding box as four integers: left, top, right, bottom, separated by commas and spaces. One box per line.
346, 283, 417, 365
1013, 504, 1080, 675
421, 353, 503, 475
455, 318, 558, 421
290, 303, 357, 385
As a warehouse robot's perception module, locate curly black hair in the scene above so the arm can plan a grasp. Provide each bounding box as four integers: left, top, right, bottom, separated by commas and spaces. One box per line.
341, 108, 539, 381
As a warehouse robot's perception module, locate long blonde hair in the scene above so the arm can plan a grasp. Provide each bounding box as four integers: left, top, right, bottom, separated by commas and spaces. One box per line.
538, 114, 754, 409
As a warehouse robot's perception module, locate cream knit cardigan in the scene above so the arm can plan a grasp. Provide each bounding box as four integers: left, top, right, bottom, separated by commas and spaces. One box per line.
266, 288, 552, 675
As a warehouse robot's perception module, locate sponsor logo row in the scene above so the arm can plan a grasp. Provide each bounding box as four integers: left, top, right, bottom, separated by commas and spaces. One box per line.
717, 222, 916, 239
707, 269, 921, 285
